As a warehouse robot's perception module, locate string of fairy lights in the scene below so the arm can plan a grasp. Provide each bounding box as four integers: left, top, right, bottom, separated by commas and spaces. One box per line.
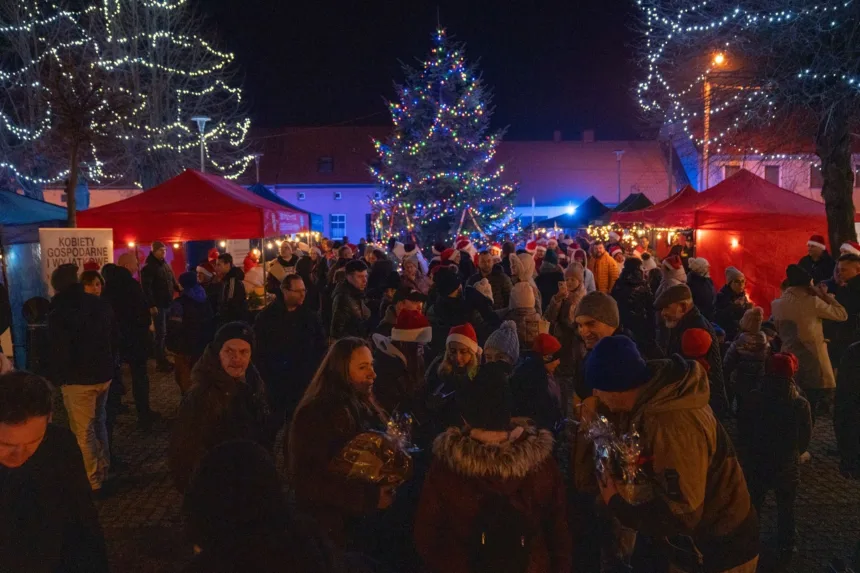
0, 0, 254, 187
370, 28, 520, 246
636, 0, 859, 155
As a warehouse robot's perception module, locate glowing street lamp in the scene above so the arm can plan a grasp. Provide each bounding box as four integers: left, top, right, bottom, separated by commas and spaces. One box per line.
703, 52, 727, 189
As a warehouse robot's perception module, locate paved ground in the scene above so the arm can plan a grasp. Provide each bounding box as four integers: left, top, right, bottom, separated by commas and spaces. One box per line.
53, 364, 860, 572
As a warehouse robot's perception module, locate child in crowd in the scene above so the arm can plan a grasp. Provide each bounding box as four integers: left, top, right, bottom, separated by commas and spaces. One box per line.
723, 307, 770, 411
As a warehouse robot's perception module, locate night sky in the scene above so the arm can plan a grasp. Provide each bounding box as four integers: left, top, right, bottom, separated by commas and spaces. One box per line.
203, 0, 642, 141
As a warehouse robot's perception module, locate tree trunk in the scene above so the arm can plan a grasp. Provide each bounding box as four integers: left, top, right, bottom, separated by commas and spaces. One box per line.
66, 142, 80, 228
816, 108, 857, 252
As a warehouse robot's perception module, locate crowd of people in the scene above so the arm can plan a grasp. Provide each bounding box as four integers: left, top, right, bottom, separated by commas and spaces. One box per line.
1, 229, 859, 573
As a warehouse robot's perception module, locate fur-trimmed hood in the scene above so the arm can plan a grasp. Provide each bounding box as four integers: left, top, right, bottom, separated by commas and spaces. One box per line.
432, 421, 554, 482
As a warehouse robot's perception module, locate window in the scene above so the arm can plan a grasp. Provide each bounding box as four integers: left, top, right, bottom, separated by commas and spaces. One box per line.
764, 165, 780, 186
334, 191, 343, 200
723, 165, 741, 180
317, 156, 334, 173
810, 165, 824, 188
330, 214, 346, 240
297, 192, 306, 201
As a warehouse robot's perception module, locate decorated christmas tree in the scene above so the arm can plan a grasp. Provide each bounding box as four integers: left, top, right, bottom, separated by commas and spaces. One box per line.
371, 29, 519, 246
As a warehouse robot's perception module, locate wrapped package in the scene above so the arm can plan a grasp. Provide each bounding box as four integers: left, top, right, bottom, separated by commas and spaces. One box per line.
328, 431, 413, 486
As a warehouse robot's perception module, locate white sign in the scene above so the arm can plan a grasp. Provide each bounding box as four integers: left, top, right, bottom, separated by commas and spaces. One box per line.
39, 228, 114, 292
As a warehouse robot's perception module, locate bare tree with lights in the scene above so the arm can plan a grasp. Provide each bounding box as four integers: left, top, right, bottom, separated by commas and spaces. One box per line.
635, 0, 860, 249
371, 28, 520, 246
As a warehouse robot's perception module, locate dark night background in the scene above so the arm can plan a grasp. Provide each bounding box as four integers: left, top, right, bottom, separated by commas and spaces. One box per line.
203, 0, 643, 141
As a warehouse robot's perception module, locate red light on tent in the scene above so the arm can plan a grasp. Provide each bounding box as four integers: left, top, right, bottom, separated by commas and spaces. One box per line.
128, 241, 135, 248
173, 243, 180, 249
730, 238, 739, 249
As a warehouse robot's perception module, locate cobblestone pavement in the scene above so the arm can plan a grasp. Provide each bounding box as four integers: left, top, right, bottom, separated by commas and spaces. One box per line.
53, 364, 860, 572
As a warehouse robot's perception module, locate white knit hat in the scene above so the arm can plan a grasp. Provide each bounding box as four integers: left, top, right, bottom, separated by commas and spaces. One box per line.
473, 278, 494, 303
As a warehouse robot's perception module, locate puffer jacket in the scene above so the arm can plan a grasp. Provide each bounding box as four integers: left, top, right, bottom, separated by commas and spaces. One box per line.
722, 331, 769, 398
140, 252, 178, 309
611, 267, 655, 347
771, 286, 847, 390
587, 252, 619, 293
415, 421, 571, 573
714, 284, 751, 343
330, 279, 370, 340
168, 345, 273, 493
573, 357, 759, 573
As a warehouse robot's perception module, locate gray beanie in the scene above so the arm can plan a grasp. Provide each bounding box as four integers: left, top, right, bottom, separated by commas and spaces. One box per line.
485, 320, 520, 361
574, 291, 620, 328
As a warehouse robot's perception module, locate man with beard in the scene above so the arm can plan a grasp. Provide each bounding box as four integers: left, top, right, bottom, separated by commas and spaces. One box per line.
266, 242, 299, 293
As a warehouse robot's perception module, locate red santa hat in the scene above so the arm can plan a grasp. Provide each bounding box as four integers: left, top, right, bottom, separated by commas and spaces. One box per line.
455, 237, 472, 251
633, 246, 645, 258
490, 242, 502, 254
525, 241, 537, 254
196, 262, 215, 278
547, 238, 559, 250
391, 310, 432, 343
663, 255, 683, 270
432, 242, 447, 256
807, 234, 827, 250
535, 240, 547, 255
83, 259, 101, 272
207, 247, 220, 263
840, 241, 860, 256
347, 243, 358, 255
609, 231, 622, 243
446, 322, 481, 355
441, 248, 461, 264
609, 246, 623, 258
243, 254, 258, 273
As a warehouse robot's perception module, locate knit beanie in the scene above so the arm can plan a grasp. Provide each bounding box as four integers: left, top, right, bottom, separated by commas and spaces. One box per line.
179, 271, 198, 291
688, 257, 710, 277
484, 320, 520, 362
654, 284, 693, 310
767, 352, 799, 378
213, 322, 255, 354
509, 281, 536, 310
739, 306, 764, 334
434, 267, 461, 297
725, 266, 745, 284
391, 310, 432, 343
565, 262, 585, 282
575, 292, 620, 328
152, 241, 166, 252
183, 440, 288, 548
681, 328, 712, 372
544, 249, 558, 265
586, 336, 650, 393
50, 263, 79, 293
473, 278, 494, 303
460, 362, 511, 431
786, 264, 811, 287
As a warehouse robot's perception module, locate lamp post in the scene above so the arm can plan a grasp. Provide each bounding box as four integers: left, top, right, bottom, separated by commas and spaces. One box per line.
191, 116, 211, 173
253, 153, 263, 183
614, 149, 625, 204
702, 52, 726, 190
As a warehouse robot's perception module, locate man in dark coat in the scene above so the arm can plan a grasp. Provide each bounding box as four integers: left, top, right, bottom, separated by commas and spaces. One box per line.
330, 260, 371, 339
103, 253, 156, 429
657, 284, 729, 418
535, 249, 565, 312
467, 251, 512, 310
0, 371, 108, 573
714, 266, 753, 342
47, 264, 116, 492
140, 241, 179, 371
214, 253, 249, 327
835, 341, 860, 478
611, 257, 655, 348
823, 254, 860, 369
167, 272, 216, 397
798, 234, 837, 284
254, 275, 326, 428
169, 322, 273, 493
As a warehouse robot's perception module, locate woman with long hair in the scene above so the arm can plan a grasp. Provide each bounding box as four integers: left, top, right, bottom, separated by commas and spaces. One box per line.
287, 338, 394, 548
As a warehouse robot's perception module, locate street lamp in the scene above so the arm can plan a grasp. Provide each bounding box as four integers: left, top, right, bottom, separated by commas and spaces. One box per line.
702, 52, 727, 190
191, 116, 211, 173
614, 150, 625, 204
253, 153, 264, 184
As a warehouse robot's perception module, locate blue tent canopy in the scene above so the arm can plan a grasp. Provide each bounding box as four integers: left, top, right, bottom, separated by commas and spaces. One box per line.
247, 183, 324, 233
1, 190, 67, 229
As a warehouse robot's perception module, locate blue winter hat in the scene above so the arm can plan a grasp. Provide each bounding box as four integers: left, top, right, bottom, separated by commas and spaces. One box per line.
711, 323, 726, 338
179, 271, 198, 290
586, 335, 650, 392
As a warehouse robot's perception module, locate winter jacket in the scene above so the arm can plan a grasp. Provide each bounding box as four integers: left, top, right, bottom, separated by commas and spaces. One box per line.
374, 305, 397, 338
737, 373, 811, 476
771, 286, 848, 390
577, 357, 759, 573
458, 253, 476, 283
101, 265, 152, 362
664, 306, 729, 418
465, 285, 502, 335
0, 424, 108, 573
266, 254, 299, 293
47, 284, 116, 386
254, 300, 326, 417
687, 272, 716, 322
543, 285, 587, 380
295, 255, 328, 311
169, 345, 273, 493
611, 268, 655, 347
415, 421, 571, 573
367, 258, 395, 298
215, 266, 249, 326
421, 354, 475, 442
425, 294, 488, 360
140, 252, 178, 309
835, 342, 860, 473
509, 253, 543, 313
587, 252, 619, 293
714, 285, 752, 342
330, 280, 371, 340
823, 273, 860, 367
288, 394, 387, 546
371, 333, 428, 417
510, 354, 565, 432
166, 286, 215, 358
467, 264, 513, 310
653, 264, 687, 302
722, 331, 769, 398
401, 273, 430, 295
535, 262, 565, 313
497, 306, 543, 354
798, 252, 836, 285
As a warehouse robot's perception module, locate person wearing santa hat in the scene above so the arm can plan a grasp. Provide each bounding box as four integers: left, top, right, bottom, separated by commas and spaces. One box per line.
489, 242, 503, 264
534, 240, 548, 269
609, 245, 625, 273
425, 268, 487, 361
798, 234, 836, 284
423, 322, 482, 435
371, 309, 432, 414
525, 240, 537, 256
841, 240, 860, 257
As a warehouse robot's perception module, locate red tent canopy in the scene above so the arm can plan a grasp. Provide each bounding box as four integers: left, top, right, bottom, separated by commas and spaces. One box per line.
77, 169, 310, 244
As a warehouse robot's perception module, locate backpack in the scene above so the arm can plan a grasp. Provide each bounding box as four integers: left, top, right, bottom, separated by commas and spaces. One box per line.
470, 491, 534, 573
